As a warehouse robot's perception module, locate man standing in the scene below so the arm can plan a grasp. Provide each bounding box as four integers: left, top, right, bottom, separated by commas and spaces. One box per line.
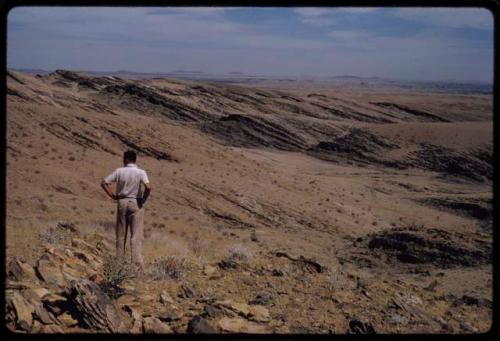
101, 150, 151, 269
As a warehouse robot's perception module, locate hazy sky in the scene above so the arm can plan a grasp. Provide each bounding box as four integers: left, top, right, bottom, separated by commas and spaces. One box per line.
7, 7, 494, 82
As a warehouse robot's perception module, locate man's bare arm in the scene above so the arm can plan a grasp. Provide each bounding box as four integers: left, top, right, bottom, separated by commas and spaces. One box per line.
142, 182, 151, 205
101, 180, 117, 200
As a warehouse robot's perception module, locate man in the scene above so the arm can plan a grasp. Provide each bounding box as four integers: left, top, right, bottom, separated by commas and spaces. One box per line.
101, 150, 151, 269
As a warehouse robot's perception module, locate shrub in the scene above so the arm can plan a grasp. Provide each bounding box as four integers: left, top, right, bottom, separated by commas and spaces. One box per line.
148, 256, 190, 281
100, 254, 133, 298
38, 226, 65, 245
226, 244, 254, 264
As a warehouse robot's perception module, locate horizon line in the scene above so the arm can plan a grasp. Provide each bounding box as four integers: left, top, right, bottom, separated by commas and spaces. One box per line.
10, 67, 494, 85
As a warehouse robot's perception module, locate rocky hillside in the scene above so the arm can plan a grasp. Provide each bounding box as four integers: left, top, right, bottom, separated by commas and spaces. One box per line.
6, 70, 493, 333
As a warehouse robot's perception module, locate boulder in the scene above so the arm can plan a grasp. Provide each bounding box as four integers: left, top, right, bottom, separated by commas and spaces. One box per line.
22, 290, 56, 325
187, 315, 218, 333
8, 292, 35, 331
8, 258, 38, 282
214, 299, 270, 322
218, 317, 269, 333
158, 305, 184, 322
249, 291, 274, 306
68, 279, 127, 332
142, 316, 172, 333
36, 257, 66, 287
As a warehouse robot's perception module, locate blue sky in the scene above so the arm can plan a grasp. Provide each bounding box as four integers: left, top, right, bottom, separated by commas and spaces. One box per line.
7, 7, 494, 82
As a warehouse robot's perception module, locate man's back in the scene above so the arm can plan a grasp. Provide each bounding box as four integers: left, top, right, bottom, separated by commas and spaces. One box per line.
104, 163, 149, 199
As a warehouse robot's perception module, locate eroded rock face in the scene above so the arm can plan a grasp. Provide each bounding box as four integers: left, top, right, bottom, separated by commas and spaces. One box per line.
367, 228, 491, 268
347, 319, 376, 334
187, 315, 217, 333
68, 279, 127, 333
213, 299, 271, 323
36, 256, 66, 287
142, 317, 172, 333
218, 317, 270, 333
6, 234, 137, 334
8, 258, 39, 282
7, 292, 35, 331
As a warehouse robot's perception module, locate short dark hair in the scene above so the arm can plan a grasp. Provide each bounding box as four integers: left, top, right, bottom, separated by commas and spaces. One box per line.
123, 150, 137, 162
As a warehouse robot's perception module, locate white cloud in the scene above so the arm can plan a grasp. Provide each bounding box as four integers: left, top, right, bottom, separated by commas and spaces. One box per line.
339, 8, 378, 14
293, 7, 377, 27
293, 8, 333, 18
396, 8, 493, 30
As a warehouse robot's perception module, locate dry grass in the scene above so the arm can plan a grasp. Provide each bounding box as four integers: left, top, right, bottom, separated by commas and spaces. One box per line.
38, 225, 67, 245
225, 243, 254, 264
147, 255, 191, 281
188, 235, 209, 259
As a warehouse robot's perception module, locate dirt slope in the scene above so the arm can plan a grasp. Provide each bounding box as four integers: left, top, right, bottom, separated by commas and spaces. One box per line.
6, 70, 493, 334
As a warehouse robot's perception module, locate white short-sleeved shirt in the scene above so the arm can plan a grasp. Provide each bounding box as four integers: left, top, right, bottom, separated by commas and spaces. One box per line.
104, 163, 149, 199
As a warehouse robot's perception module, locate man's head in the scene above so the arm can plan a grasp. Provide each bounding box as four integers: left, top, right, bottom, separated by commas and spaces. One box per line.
123, 150, 137, 165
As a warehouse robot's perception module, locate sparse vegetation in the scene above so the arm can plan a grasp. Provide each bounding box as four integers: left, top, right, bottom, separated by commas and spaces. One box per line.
188, 235, 209, 258
100, 254, 134, 298
38, 226, 66, 245
225, 243, 254, 264
147, 255, 190, 281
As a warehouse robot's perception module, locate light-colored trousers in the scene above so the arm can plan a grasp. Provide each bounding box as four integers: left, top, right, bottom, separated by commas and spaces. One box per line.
116, 198, 144, 266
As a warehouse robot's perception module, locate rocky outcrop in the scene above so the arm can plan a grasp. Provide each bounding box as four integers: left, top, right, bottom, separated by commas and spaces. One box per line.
6, 229, 275, 334
307, 128, 401, 167
274, 250, 327, 273
201, 114, 307, 151
5, 233, 120, 333
407, 143, 492, 182
366, 227, 491, 268
68, 279, 127, 332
